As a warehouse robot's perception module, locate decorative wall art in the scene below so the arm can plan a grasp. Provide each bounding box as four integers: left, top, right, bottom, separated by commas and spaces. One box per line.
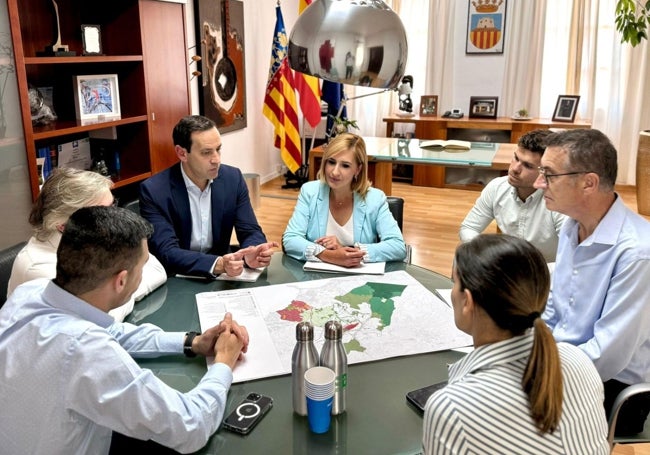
466, 0, 507, 54
73, 74, 121, 125
196, 0, 247, 133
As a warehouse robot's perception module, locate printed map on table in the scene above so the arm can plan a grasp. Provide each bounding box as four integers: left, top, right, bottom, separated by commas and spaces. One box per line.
196, 270, 472, 383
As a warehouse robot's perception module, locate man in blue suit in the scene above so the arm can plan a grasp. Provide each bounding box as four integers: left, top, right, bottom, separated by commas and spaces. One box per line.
140, 115, 278, 278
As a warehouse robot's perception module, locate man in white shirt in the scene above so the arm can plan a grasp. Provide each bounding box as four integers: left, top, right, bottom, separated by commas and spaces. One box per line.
459, 129, 566, 262
0, 206, 249, 453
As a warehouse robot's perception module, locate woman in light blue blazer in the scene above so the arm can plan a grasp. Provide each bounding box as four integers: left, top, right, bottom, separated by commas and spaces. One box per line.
283, 133, 406, 266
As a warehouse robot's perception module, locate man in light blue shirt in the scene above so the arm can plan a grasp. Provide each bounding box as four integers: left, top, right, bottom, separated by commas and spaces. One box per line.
534, 129, 650, 435
0, 206, 249, 454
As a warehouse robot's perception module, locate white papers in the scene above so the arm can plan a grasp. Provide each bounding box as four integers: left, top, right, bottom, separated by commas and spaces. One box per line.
57, 137, 91, 170
302, 261, 386, 274
196, 290, 283, 381
175, 268, 265, 282
216, 267, 264, 282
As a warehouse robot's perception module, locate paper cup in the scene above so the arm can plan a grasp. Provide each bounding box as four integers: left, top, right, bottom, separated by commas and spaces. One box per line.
304, 367, 336, 433
306, 396, 334, 433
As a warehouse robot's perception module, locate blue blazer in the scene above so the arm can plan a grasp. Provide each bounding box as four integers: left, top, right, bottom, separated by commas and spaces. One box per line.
282, 181, 406, 262
139, 163, 266, 277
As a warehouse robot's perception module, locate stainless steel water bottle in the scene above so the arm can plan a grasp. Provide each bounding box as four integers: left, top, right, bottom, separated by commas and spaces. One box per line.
291, 321, 319, 415
319, 320, 347, 414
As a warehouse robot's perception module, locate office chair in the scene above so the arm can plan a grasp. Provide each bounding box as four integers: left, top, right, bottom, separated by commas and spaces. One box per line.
608, 382, 650, 450
0, 241, 27, 306
386, 196, 412, 264
122, 199, 140, 215
386, 197, 404, 231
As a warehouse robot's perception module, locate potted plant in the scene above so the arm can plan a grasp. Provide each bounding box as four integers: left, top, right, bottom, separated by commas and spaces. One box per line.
615, 0, 650, 46
328, 115, 359, 138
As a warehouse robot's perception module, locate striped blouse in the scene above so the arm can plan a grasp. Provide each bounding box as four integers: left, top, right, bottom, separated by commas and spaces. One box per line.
422, 333, 609, 454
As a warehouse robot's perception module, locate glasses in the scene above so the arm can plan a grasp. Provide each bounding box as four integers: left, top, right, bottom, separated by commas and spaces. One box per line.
537, 168, 592, 185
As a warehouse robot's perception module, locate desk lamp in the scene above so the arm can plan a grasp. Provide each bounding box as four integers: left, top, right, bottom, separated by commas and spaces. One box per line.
288, 0, 409, 137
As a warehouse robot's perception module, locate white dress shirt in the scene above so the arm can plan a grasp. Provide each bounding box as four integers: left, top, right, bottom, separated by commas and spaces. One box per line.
459, 176, 566, 262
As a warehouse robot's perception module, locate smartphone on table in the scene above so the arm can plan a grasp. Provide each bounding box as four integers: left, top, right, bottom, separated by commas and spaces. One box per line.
222, 392, 273, 435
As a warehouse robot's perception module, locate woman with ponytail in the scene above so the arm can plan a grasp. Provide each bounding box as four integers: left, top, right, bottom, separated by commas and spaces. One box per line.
422, 234, 608, 454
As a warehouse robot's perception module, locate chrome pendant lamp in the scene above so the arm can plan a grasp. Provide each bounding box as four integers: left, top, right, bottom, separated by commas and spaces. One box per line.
288, 0, 408, 90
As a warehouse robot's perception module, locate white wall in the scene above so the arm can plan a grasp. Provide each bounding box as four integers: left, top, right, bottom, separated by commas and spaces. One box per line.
185, 0, 301, 185
183, 0, 510, 184
451, 1, 505, 115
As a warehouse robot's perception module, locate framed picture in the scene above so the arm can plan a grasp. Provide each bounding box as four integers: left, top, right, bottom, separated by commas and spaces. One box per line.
73, 74, 121, 125
552, 95, 580, 122
420, 95, 438, 117
466, 0, 507, 54
196, 0, 247, 133
81, 24, 102, 55
469, 96, 499, 119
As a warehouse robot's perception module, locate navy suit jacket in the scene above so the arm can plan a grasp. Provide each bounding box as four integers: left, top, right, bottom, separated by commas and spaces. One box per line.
139, 163, 266, 277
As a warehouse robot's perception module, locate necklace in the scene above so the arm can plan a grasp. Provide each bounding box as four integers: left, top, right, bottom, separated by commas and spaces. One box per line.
331, 194, 351, 207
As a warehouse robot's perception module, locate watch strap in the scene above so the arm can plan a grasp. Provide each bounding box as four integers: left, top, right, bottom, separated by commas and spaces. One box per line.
184, 331, 200, 358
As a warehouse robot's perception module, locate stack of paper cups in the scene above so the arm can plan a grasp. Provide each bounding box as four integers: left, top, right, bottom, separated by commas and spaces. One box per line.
304, 366, 336, 433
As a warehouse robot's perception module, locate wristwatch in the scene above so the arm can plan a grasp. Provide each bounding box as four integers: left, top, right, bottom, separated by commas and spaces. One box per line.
184, 331, 200, 358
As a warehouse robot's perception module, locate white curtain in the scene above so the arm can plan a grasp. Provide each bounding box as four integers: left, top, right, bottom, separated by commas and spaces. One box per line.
540, 0, 650, 185
425, 0, 457, 109
500, 0, 547, 117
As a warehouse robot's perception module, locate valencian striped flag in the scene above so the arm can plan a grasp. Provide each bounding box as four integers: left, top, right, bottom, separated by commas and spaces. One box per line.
263, 5, 302, 173
293, 0, 322, 127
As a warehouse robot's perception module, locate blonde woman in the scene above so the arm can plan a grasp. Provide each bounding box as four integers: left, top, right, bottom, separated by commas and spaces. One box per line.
8, 168, 166, 321
283, 133, 405, 267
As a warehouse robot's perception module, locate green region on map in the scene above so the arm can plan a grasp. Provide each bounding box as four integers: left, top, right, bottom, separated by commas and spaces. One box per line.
276, 281, 407, 353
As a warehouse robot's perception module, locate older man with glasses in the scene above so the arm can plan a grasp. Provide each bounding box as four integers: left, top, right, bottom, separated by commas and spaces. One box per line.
534, 128, 650, 436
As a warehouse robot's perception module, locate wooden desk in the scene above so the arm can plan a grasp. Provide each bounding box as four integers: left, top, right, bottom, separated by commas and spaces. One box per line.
308, 137, 514, 196
383, 115, 592, 143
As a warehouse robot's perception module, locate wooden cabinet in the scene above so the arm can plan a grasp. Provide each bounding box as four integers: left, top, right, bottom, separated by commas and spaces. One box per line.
8, 0, 190, 200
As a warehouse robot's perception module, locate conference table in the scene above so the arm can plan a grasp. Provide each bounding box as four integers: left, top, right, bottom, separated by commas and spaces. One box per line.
110, 254, 465, 454
308, 137, 515, 195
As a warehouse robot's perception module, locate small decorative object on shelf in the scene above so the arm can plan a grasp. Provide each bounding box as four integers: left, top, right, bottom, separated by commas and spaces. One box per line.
469, 96, 499, 119
73, 74, 121, 125
512, 108, 531, 121
398, 75, 414, 114
552, 95, 580, 123
420, 95, 439, 117
81, 25, 102, 55
40, 0, 76, 56
28, 85, 57, 126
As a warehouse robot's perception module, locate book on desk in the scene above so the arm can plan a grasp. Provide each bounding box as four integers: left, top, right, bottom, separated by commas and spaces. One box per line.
419, 139, 471, 151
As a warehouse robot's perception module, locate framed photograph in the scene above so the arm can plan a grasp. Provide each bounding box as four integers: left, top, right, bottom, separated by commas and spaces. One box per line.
81, 25, 102, 55
469, 96, 499, 119
196, 0, 247, 133
466, 0, 507, 54
73, 74, 121, 125
420, 95, 438, 117
552, 95, 580, 122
